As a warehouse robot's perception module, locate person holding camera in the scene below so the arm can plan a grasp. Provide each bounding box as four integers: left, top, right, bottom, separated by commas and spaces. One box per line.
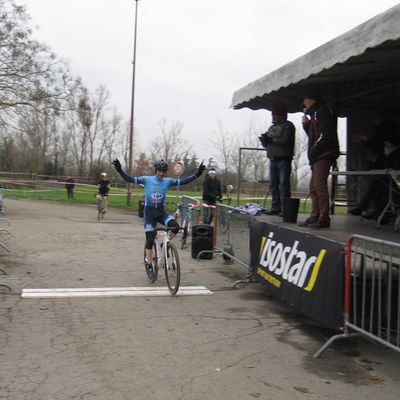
259, 106, 295, 216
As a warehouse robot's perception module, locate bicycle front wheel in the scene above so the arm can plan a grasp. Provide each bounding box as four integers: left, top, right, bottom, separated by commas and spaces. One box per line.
164, 242, 180, 295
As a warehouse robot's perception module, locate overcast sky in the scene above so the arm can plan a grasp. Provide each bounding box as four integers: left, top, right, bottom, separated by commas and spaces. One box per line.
17, 0, 400, 161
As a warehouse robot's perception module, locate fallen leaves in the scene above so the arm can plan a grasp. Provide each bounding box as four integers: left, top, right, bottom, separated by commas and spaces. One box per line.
293, 386, 309, 393
368, 375, 385, 383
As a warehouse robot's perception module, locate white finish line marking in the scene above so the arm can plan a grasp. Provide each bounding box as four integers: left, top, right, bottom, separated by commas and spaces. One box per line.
21, 286, 213, 298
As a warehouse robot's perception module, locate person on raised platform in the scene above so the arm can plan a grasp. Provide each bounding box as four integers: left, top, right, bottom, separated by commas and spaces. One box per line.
298, 90, 339, 229
258, 106, 295, 216
348, 144, 387, 218
348, 134, 400, 221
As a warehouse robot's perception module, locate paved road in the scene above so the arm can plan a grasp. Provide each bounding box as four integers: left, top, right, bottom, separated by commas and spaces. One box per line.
0, 199, 399, 400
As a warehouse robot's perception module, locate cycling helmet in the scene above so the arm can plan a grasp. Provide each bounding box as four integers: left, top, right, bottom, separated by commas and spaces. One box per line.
101, 172, 107, 178
154, 159, 168, 172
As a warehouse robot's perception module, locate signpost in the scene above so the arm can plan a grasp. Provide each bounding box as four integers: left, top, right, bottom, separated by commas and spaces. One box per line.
173, 161, 185, 201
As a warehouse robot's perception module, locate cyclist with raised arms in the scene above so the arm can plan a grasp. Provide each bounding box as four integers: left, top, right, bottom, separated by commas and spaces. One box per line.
112, 158, 205, 279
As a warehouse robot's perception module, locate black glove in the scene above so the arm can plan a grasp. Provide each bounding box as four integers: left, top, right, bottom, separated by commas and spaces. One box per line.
196, 162, 206, 177
258, 134, 268, 148
260, 133, 273, 146
112, 159, 122, 174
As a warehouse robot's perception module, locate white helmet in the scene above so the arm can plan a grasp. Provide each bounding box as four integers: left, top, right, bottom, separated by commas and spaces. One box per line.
101, 172, 107, 178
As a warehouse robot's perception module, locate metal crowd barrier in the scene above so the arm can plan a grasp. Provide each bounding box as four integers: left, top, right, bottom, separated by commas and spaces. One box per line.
314, 234, 400, 357
177, 195, 201, 226
214, 203, 257, 288
0, 188, 4, 215
0, 217, 12, 292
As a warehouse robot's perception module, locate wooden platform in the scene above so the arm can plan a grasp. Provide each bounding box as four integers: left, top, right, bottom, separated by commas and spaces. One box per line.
256, 213, 399, 245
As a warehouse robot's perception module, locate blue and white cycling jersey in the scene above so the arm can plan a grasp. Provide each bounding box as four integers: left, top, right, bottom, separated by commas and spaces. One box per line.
119, 170, 198, 208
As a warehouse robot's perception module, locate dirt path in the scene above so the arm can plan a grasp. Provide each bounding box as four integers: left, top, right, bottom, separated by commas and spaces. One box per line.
0, 199, 399, 400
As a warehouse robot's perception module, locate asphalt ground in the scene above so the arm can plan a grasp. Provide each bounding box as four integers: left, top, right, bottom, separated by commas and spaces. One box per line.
0, 199, 399, 400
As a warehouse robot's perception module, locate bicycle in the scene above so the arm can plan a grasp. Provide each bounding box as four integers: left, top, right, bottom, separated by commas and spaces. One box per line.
97, 194, 107, 221
143, 226, 182, 295
179, 203, 201, 250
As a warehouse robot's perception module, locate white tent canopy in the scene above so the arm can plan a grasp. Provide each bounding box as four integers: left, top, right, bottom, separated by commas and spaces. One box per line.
231, 4, 400, 117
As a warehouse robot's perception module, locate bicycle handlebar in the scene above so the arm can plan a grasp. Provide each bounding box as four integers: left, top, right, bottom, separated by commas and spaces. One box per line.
178, 202, 216, 209
156, 226, 186, 232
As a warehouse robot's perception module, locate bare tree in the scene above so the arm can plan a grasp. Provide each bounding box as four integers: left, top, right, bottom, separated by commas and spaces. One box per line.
67, 86, 92, 176
292, 123, 310, 190
0, 0, 75, 125
87, 85, 110, 174
149, 119, 192, 162
240, 123, 268, 183
209, 120, 235, 185
133, 152, 153, 176
57, 121, 74, 174
103, 108, 122, 169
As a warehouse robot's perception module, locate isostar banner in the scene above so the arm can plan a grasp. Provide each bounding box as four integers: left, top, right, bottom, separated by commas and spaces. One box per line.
250, 221, 344, 329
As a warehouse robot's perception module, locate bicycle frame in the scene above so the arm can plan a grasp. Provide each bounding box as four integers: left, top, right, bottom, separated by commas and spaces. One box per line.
97, 195, 107, 220
155, 226, 183, 266
153, 226, 184, 295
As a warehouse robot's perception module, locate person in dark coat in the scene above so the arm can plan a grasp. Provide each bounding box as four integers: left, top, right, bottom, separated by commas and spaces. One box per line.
298, 90, 340, 229
348, 131, 400, 220
259, 106, 295, 216
65, 176, 75, 199
202, 168, 222, 224
348, 144, 387, 218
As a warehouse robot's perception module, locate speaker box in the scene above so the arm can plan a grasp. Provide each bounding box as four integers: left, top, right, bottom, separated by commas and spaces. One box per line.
138, 200, 144, 218
191, 224, 213, 259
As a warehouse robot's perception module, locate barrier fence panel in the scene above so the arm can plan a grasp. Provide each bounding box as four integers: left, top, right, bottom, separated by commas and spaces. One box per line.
314, 234, 400, 357
0, 189, 4, 215
177, 195, 201, 226
214, 204, 257, 287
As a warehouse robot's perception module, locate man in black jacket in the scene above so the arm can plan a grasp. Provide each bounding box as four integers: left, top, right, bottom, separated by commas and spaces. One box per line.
259, 106, 295, 215
202, 168, 222, 224
298, 90, 340, 229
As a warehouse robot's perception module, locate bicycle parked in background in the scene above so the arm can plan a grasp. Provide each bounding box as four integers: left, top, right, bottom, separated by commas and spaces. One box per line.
179, 203, 201, 250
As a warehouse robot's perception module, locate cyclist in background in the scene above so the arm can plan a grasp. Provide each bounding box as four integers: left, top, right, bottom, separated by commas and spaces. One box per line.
112, 158, 205, 279
97, 172, 110, 213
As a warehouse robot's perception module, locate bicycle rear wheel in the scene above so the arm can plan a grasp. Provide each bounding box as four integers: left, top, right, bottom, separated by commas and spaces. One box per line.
143, 242, 158, 282
164, 242, 180, 295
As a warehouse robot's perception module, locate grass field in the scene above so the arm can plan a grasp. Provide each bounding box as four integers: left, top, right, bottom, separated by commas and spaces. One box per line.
1, 185, 180, 213
1, 181, 345, 216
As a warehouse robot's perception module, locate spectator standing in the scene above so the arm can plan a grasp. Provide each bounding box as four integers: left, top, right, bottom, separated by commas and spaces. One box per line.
349, 111, 397, 216
298, 90, 340, 229
65, 176, 75, 199
202, 168, 222, 224
347, 145, 387, 218
384, 133, 400, 169
259, 106, 295, 215
350, 134, 400, 221
360, 110, 397, 161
